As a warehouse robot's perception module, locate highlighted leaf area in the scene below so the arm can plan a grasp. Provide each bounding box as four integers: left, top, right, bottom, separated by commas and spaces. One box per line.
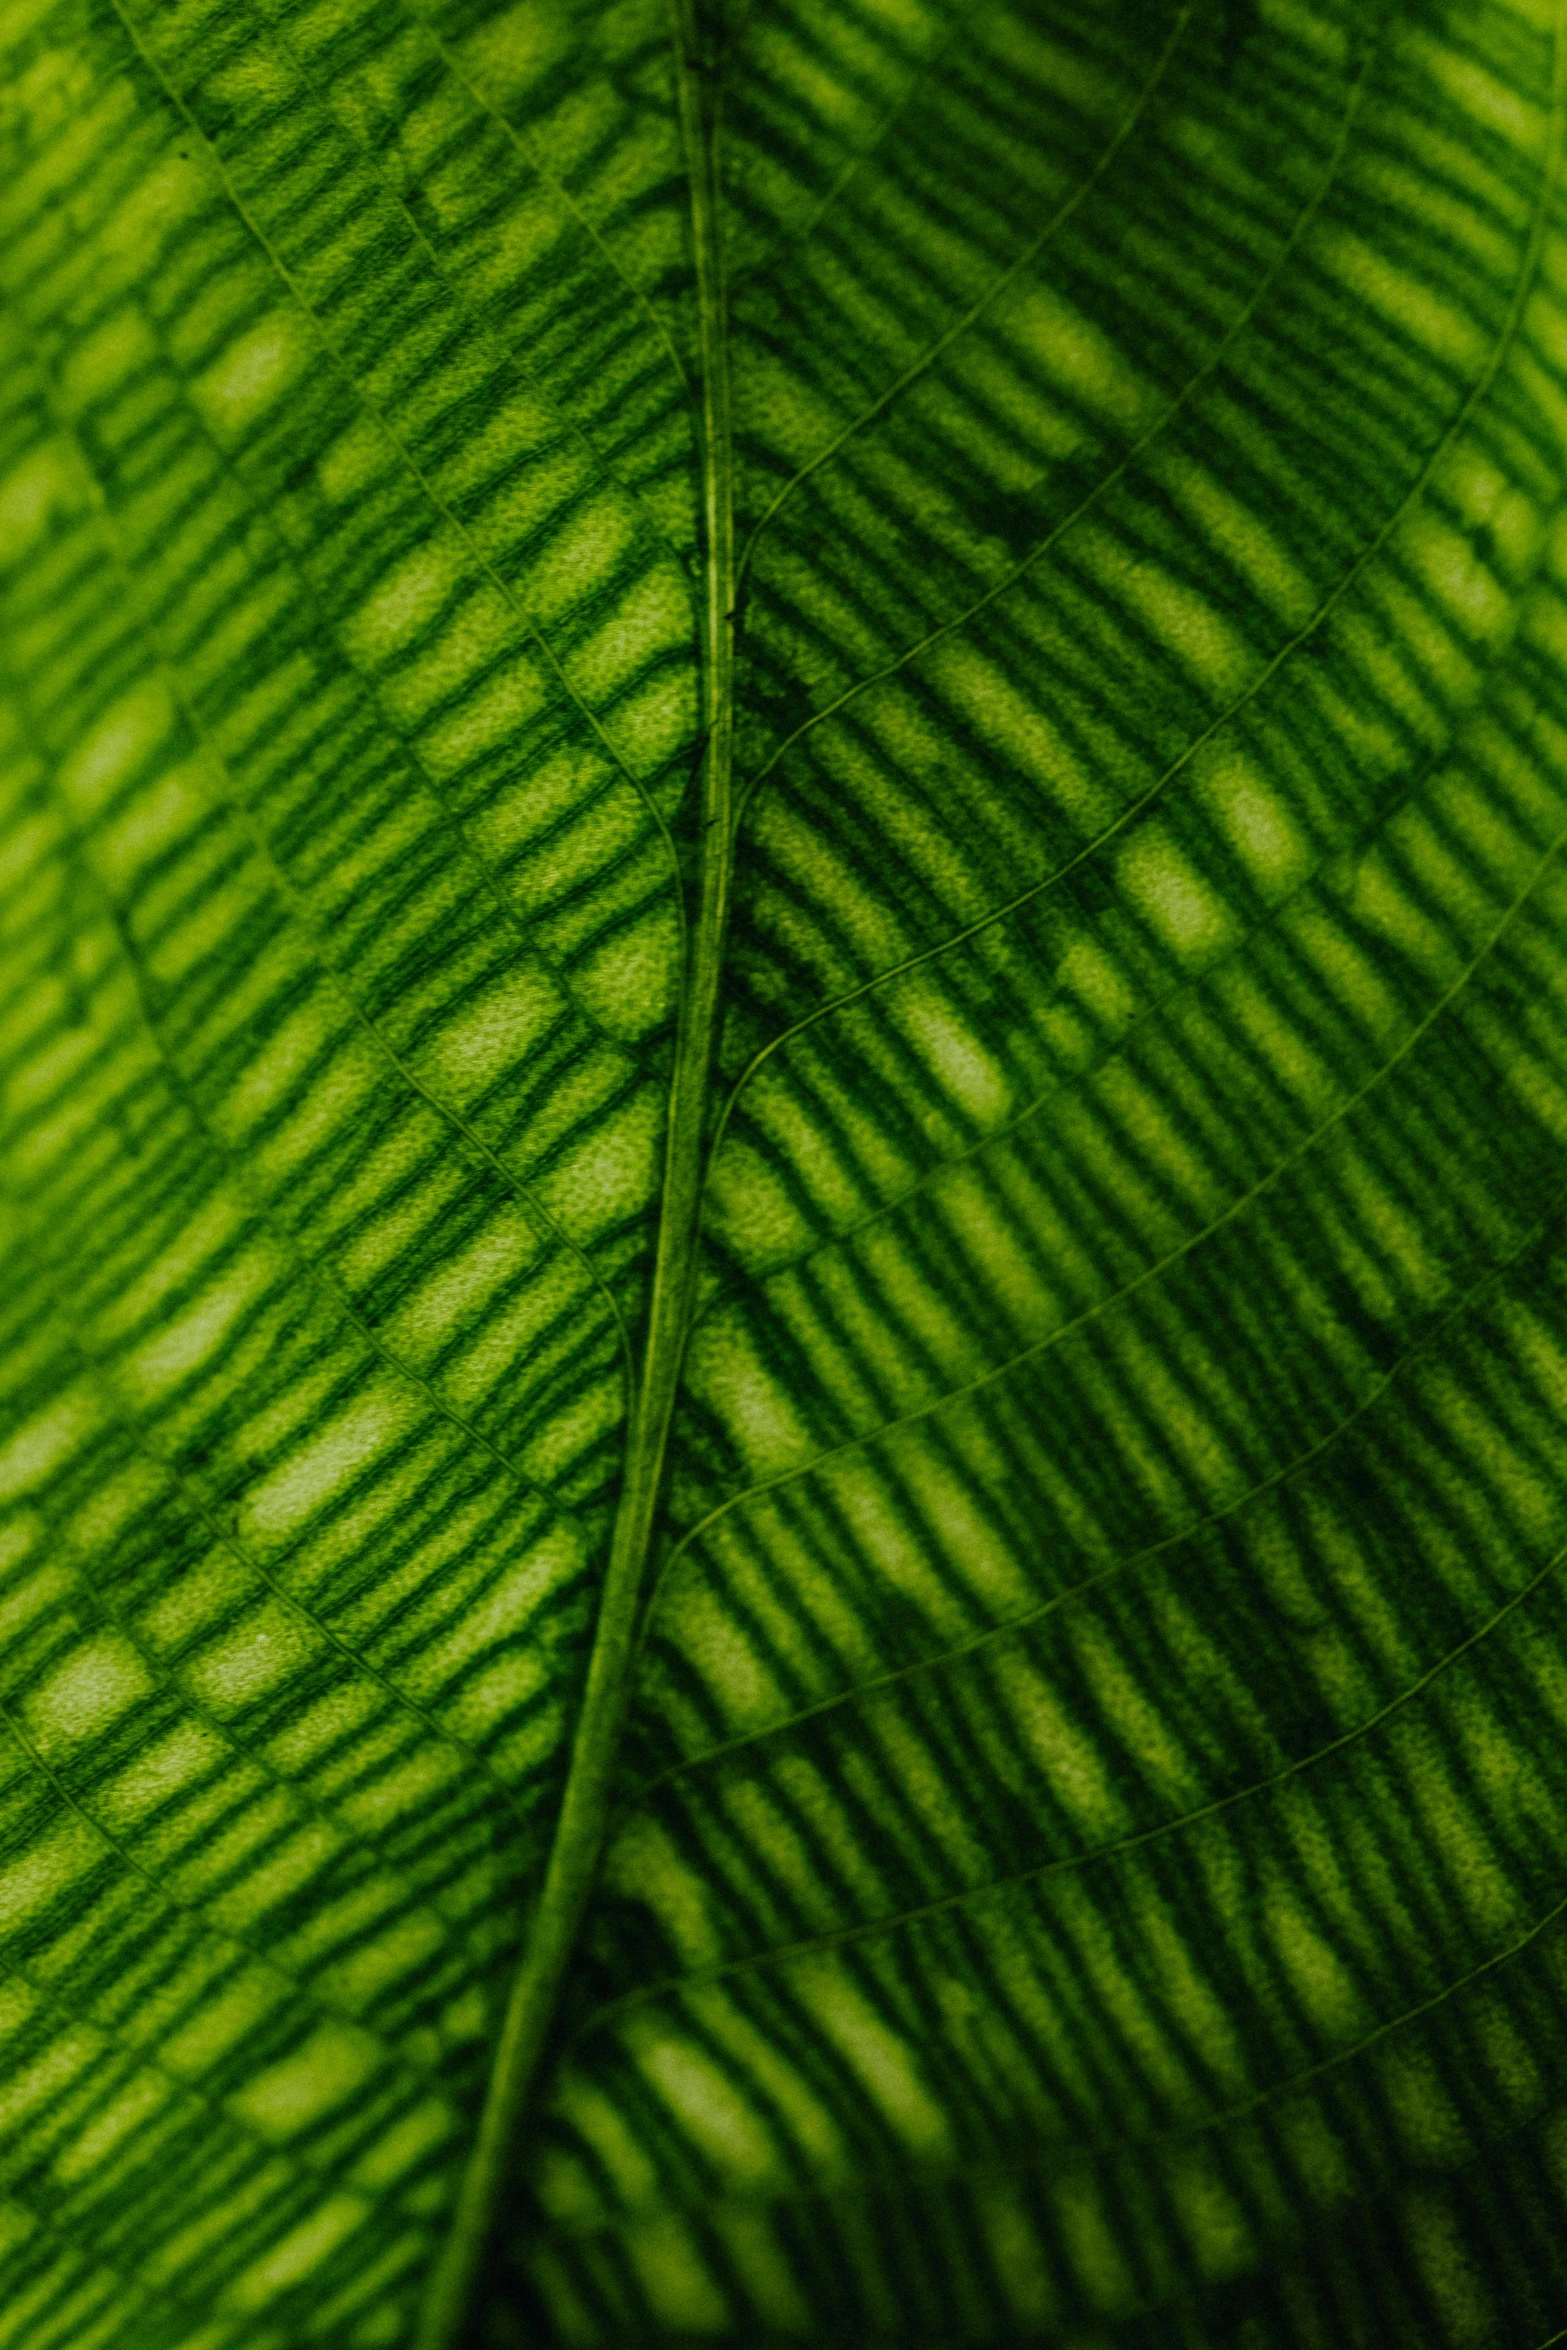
5, 0, 1567, 2346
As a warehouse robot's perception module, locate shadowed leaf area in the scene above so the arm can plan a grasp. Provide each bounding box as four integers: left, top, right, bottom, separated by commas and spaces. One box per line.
5, 0, 1567, 2344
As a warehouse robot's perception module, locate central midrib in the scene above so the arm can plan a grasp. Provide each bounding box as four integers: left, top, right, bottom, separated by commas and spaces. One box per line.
412, 10, 737, 2347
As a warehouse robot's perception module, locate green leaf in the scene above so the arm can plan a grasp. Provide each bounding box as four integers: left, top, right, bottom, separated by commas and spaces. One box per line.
5, 0, 1567, 2345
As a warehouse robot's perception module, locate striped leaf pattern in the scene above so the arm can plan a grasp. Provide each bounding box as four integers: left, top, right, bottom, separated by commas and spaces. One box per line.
5, 0, 1567, 2344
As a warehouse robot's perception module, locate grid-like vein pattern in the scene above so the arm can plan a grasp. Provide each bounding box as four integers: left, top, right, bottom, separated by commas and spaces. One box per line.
9, 2, 1567, 2347
526, 4, 1567, 2345
0, 1, 695, 2344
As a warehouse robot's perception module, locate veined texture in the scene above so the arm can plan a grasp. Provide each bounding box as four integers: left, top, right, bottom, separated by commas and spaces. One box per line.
4, 2, 1567, 2347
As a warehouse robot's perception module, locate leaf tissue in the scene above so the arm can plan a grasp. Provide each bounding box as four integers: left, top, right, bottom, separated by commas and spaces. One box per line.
5, 0, 1567, 2344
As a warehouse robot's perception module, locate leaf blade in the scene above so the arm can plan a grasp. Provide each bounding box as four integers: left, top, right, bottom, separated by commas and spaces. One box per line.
9, 2, 1567, 2346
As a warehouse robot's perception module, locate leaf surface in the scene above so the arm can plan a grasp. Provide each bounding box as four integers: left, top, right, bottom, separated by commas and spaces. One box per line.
5, 1, 1567, 2346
